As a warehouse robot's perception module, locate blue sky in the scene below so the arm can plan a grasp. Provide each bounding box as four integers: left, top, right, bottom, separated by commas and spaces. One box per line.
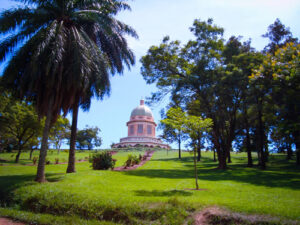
1, 0, 299, 148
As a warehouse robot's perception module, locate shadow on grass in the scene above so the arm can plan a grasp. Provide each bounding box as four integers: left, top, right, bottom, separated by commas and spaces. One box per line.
125, 156, 300, 190
0, 173, 65, 205
134, 189, 193, 197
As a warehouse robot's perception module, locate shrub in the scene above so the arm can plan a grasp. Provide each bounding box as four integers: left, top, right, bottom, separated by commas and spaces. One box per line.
55, 158, 59, 164
46, 157, 51, 165
124, 154, 141, 168
32, 157, 38, 165
90, 152, 116, 170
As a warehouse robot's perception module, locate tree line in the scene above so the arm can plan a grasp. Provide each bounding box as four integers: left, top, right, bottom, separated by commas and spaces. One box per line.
0, 93, 102, 162
141, 18, 299, 170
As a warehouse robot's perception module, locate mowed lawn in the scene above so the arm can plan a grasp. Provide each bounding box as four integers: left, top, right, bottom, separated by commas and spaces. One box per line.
0, 150, 299, 224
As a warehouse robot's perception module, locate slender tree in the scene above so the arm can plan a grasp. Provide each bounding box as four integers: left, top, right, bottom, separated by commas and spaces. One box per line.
184, 114, 212, 189
161, 107, 187, 159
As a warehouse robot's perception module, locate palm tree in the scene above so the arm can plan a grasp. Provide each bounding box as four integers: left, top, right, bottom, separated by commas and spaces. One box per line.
0, 0, 137, 181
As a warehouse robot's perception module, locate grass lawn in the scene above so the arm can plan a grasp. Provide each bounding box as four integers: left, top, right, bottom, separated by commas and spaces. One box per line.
0, 150, 299, 224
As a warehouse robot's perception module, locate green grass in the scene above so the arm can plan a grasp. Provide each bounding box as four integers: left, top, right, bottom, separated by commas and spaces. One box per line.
0, 150, 299, 224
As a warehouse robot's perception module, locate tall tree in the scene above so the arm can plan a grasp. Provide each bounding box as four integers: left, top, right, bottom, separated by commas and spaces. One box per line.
0, 0, 136, 181
262, 18, 298, 54
49, 116, 70, 153
141, 19, 248, 169
161, 107, 187, 159
76, 126, 102, 150
0, 100, 42, 163
251, 42, 300, 165
65, 0, 137, 173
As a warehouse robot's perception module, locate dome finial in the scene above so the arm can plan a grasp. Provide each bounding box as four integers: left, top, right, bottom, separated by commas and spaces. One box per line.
140, 98, 144, 105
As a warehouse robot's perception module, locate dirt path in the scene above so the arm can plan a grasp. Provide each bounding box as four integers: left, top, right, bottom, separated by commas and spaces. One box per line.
0, 218, 25, 225
192, 206, 299, 225
113, 151, 155, 171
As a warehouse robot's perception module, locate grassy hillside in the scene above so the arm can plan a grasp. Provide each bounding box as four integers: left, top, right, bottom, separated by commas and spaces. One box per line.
0, 150, 299, 224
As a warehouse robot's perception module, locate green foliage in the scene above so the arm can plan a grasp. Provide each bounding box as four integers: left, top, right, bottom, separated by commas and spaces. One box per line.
0, 96, 42, 152
76, 126, 102, 150
124, 154, 141, 167
49, 116, 70, 150
90, 152, 116, 170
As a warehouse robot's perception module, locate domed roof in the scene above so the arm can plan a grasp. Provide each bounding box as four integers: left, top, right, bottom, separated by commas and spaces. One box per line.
131, 100, 153, 117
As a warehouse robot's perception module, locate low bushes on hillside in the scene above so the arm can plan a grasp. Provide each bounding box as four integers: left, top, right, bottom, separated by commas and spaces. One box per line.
90, 152, 116, 170
124, 154, 141, 168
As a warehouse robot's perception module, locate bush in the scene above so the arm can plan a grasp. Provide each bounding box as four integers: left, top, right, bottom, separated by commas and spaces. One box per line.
55, 158, 59, 164
90, 152, 116, 170
124, 154, 141, 168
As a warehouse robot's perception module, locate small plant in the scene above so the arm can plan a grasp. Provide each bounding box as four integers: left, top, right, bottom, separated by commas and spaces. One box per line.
90, 152, 116, 170
46, 157, 51, 165
55, 158, 59, 164
124, 154, 141, 168
84, 156, 89, 160
32, 156, 38, 165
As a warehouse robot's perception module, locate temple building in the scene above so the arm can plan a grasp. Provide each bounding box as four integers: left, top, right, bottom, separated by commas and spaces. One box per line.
113, 99, 170, 149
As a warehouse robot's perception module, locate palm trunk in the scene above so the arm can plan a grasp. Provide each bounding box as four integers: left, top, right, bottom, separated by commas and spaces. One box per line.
67, 101, 79, 173
194, 147, 199, 190
35, 98, 53, 182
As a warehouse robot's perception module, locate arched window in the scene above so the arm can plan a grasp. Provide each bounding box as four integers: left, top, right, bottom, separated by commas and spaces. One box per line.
147, 125, 152, 134
138, 124, 143, 133
130, 125, 134, 134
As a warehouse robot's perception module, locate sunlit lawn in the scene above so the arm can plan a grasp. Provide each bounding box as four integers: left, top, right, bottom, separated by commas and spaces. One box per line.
0, 150, 299, 224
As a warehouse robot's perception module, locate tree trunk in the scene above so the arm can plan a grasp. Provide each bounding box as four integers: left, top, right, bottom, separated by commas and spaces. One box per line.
15, 145, 22, 163
293, 131, 300, 165
245, 124, 252, 167
264, 131, 269, 162
67, 100, 79, 173
197, 134, 201, 162
257, 102, 266, 170
218, 150, 227, 169
213, 148, 216, 162
287, 142, 292, 160
178, 134, 181, 159
29, 147, 35, 160
227, 147, 232, 163
35, 98, 53, 182
217, 146, 227, 169
193, 147, 199, 190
